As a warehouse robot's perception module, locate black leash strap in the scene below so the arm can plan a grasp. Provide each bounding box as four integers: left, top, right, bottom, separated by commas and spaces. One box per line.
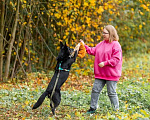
50, 62, 70, 108
50, 69, 60, 108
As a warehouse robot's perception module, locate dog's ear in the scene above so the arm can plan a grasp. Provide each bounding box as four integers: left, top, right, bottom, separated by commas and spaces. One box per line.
64, 42, 67, 47
60, 41, 63, 48
64, 42, 68, 50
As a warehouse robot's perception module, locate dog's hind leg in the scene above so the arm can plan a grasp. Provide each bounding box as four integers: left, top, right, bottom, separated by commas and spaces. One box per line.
32, 91, 48, 109
50, 102, 55, 115
50, 90, 61, 115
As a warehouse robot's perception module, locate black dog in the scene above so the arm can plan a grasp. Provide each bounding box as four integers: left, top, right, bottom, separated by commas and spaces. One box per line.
32, 42, 77, 115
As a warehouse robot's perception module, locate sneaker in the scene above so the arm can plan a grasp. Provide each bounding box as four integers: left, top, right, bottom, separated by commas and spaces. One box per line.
86, 107, 96, 114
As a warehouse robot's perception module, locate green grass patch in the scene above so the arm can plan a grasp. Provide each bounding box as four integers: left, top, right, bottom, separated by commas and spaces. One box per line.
0, 53, 150, 119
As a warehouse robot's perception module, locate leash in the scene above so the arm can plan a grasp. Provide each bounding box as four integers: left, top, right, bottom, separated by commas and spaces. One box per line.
50, 43, 80, 109
50, 62, 70, 108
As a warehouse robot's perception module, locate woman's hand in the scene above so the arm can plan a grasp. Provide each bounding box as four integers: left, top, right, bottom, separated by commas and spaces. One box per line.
80, 39, 85, 45
98, 62, 104, 68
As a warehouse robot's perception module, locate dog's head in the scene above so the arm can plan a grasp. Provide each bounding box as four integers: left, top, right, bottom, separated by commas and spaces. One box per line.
56, 42, 73, 62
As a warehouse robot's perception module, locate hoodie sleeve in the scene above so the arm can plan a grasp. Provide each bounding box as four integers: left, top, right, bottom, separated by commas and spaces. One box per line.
84, 45, 96, 56
104, 42, 122, 67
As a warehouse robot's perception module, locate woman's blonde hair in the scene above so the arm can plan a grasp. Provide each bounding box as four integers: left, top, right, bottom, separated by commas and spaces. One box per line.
104, 25, 119, 42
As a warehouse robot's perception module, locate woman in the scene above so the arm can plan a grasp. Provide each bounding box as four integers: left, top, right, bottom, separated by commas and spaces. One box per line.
81, 25, 122, 113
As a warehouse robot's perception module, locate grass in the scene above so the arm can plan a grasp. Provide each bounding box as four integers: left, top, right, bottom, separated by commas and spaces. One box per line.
0, 53, 150, 119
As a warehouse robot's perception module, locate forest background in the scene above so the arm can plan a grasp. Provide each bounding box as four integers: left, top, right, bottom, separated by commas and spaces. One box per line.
0, 0, 150, 119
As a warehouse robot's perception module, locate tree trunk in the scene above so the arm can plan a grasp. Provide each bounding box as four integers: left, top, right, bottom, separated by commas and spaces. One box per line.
11, 45, 18, 80
43, 49, 49, 69
4, 0, 20, 80
14, 26, 26, 75
11, 25, 23, 79
0, 0, 5, 81
28, 38, 32, 72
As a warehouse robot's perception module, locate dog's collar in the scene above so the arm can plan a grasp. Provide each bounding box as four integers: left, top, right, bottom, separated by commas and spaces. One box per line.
58, 62, 70, 71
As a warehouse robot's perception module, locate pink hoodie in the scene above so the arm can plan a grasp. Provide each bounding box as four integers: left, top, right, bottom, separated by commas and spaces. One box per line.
84, 40, 122, 81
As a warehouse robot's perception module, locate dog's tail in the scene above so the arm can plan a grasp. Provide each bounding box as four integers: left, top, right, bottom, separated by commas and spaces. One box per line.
32, 91, 48, 109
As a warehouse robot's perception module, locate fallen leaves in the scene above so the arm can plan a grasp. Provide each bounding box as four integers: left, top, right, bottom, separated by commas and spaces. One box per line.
0, 53, 150, 119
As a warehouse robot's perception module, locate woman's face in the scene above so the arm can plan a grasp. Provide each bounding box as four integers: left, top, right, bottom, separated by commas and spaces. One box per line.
102, 28, 109, 40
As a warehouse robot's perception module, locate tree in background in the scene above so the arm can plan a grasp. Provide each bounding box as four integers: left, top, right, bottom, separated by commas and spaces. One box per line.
0, 0, 149, 81
0, 0, 5, 81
